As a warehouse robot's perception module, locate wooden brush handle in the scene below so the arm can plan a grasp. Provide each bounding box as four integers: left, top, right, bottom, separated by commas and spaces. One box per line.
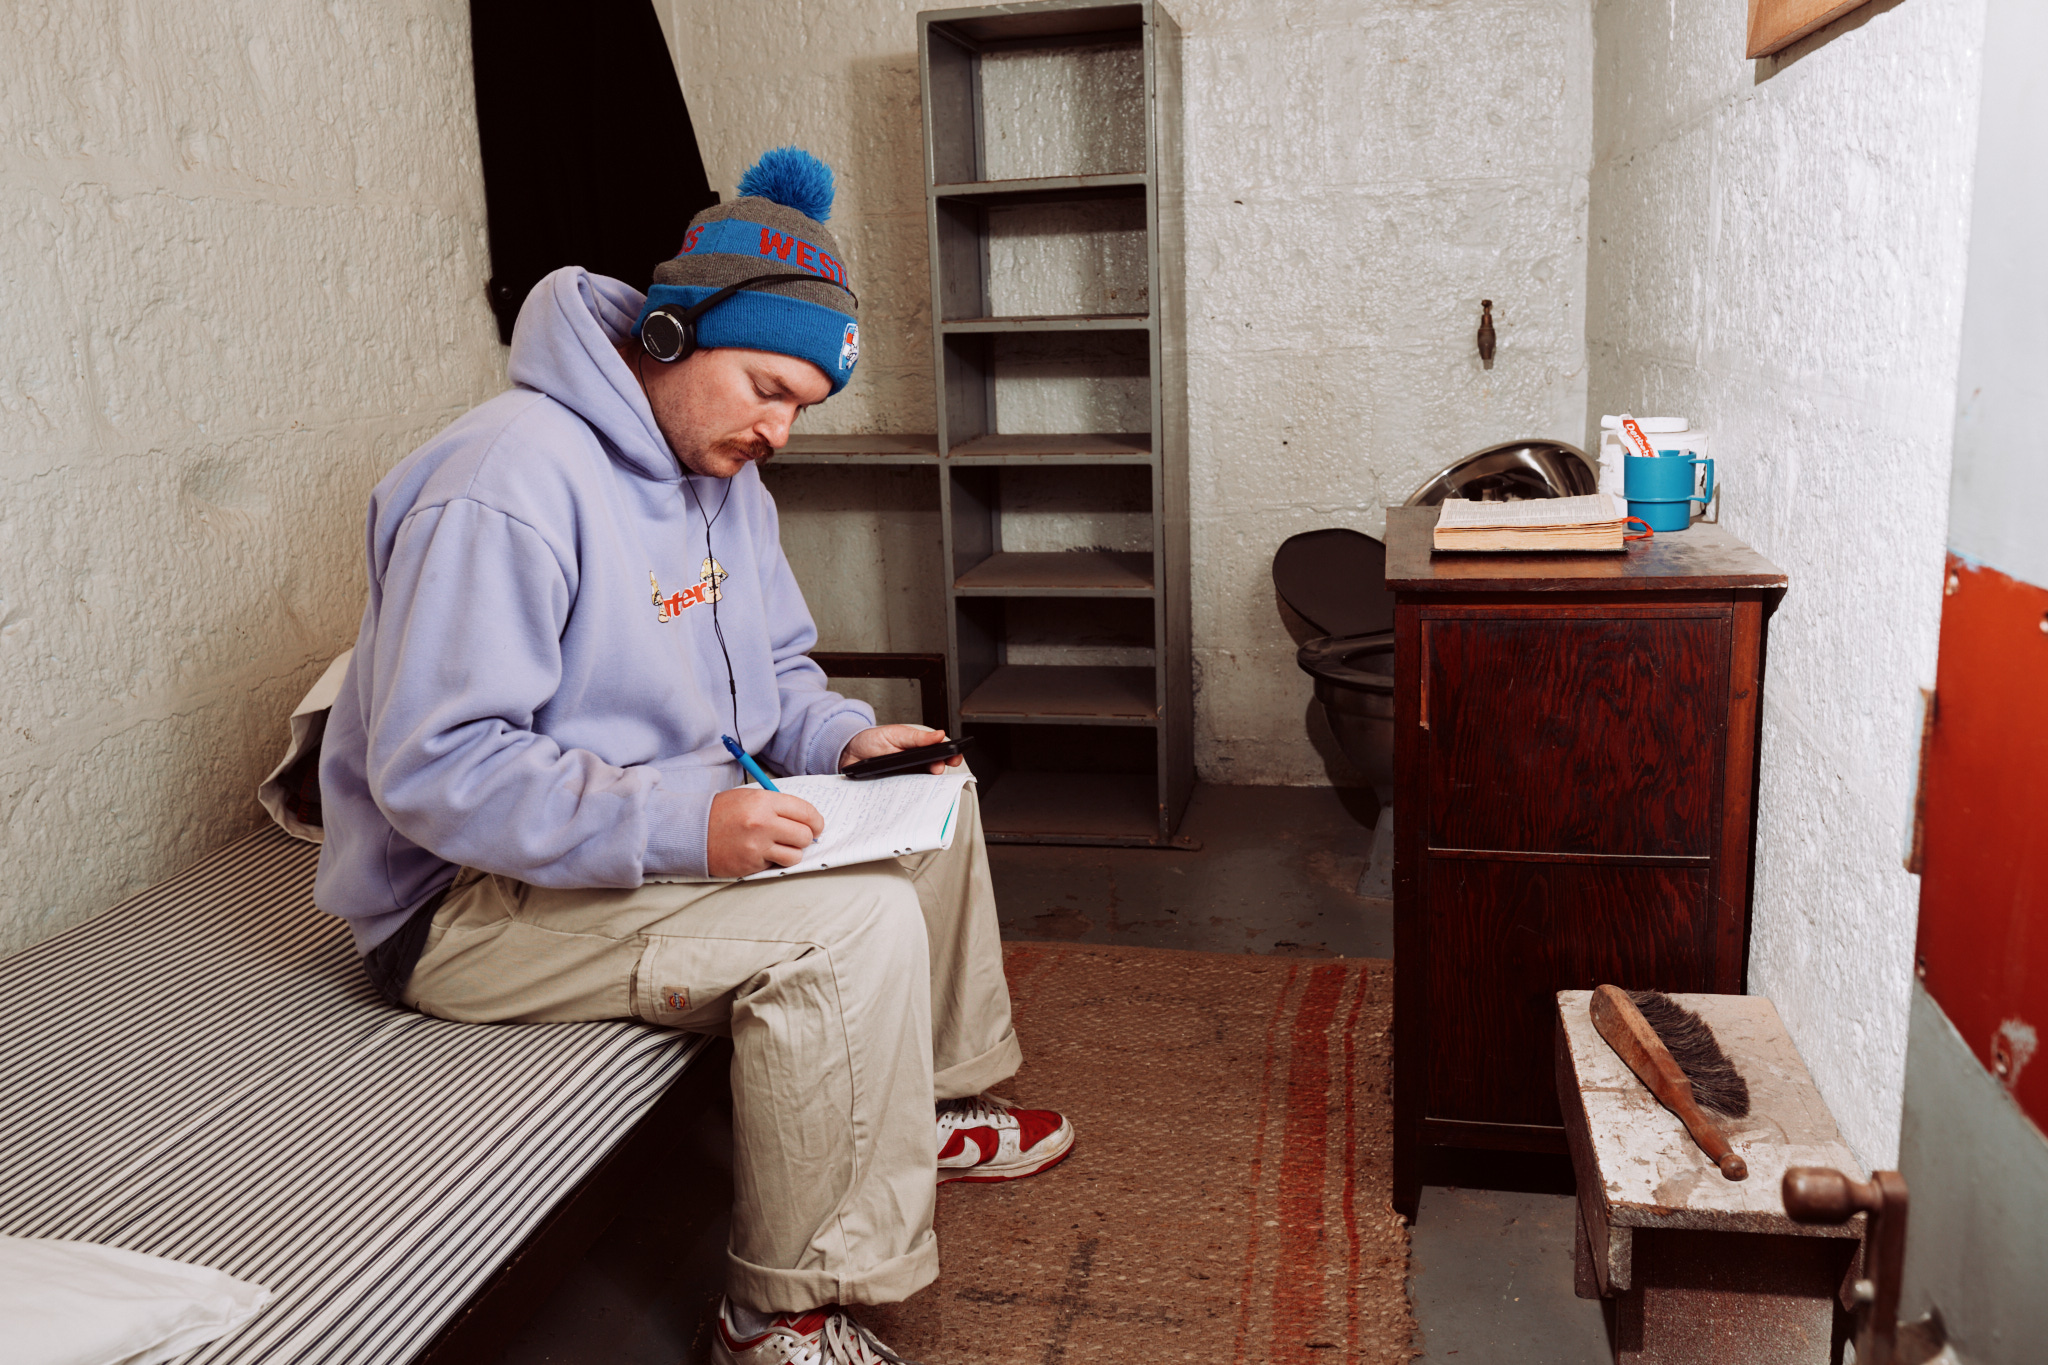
1590, 985, 1747, 1180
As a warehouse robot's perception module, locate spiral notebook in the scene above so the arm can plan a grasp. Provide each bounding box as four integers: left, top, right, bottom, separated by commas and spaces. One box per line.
650, 771, 973, 882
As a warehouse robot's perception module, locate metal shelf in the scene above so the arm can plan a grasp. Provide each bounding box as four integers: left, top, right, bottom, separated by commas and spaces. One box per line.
926, 3, 1144, 49
978, 771, 1162, 845
775, 434, 939, 465
777, 433, 1149, 465
954, 550, 1153, 596
940, 313, 1149, 334
945, 432, 1151, 463
960, 664, 1157, 723
932, 173, 1147, 206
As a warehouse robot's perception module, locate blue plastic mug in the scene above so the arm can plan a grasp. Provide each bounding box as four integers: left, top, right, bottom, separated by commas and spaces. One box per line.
1624, 451, 1714, 532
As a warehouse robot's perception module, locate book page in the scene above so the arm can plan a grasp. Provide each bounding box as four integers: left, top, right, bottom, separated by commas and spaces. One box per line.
648, 772, 972, 883
1434, 493, 1626, 529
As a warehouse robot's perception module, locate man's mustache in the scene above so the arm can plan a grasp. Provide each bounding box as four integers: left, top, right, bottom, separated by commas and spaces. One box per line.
718, 437, 774, 465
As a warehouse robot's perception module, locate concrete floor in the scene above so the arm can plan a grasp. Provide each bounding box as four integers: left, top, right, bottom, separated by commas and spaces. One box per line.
988, 782, 1392, 959
1409, 1187, 1610, 1362
490, 784, 1610, 1363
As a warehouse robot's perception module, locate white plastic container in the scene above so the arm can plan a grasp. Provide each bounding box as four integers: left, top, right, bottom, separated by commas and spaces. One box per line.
1596, 416, 1706, 497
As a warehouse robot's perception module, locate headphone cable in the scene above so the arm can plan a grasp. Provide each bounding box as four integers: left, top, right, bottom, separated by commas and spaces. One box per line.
633, 344, 746, 752
680, 470, 742, 744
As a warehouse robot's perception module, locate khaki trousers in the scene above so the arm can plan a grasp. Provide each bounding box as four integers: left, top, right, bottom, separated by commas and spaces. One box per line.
402, 784, 1020, 1312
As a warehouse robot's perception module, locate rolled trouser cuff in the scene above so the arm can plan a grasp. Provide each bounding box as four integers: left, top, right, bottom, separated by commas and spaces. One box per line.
726, 1228, 940, 1311
934, 1027, 1022, 1101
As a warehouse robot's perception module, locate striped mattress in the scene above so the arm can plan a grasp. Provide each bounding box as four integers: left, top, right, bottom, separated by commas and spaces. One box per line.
0, 827, 711, 1365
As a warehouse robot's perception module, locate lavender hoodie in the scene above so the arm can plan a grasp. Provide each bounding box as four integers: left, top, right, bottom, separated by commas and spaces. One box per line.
314, 268, 873, 952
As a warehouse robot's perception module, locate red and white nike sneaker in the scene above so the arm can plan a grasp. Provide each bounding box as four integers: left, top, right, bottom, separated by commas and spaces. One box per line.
711, 1299, 915, 1365
935, 1093, 1074, 1184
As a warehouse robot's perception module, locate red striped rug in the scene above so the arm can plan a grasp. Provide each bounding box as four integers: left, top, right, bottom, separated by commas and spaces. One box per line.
863, 943, 1414, 1363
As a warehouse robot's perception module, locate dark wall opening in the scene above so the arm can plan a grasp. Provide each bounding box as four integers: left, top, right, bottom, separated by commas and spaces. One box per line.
470, 0, 718, 343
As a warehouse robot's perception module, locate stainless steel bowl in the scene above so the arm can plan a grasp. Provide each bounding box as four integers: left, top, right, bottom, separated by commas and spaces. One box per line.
1404, 439, 1598, 506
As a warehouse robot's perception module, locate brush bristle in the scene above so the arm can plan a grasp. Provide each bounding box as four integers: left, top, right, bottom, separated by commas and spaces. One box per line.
1628, 990, 1752, 1118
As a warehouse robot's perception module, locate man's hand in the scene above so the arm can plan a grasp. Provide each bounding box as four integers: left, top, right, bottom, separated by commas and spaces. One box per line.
707, 787, 825, 878
840, 725, 964, 774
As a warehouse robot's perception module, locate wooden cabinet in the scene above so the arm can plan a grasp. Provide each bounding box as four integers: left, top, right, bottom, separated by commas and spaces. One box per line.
1384, 506, 1786, 1219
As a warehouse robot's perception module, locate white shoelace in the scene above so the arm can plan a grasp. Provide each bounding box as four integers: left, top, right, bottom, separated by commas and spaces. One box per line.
938, 1094, 1009, 1126
818, 1309, 918, 1365
745, 1308, 917, 1365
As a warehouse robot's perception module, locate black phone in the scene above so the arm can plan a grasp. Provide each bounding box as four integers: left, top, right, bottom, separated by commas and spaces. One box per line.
840, 735, 975, 781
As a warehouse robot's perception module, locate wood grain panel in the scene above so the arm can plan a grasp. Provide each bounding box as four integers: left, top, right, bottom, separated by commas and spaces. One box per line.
1425, 859, 1717, 1127
1427, 615, 1729, 856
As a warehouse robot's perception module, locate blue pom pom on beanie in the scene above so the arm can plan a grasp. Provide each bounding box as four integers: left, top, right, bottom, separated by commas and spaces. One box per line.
737, 147, 835, 221
638, 147, 860, 394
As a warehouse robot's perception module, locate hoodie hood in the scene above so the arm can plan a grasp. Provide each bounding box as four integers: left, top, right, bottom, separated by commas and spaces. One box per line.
506, 267, 679, 484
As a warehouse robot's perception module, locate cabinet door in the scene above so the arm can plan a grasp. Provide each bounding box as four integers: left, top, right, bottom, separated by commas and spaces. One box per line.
1426, 859, 1719, 1126
1418, 609, 1732, 1128
1424, 614, 1729, 856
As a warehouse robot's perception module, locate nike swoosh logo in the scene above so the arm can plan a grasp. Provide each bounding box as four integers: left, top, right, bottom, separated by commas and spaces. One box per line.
938, 1126, 1002, 1165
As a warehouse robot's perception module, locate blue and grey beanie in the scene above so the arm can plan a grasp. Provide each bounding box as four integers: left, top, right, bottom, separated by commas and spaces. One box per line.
636, 147, 860, 394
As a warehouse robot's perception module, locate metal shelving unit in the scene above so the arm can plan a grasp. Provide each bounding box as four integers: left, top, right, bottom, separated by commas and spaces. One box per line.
775, 3, 1186, 846
918, 0, 1189, 846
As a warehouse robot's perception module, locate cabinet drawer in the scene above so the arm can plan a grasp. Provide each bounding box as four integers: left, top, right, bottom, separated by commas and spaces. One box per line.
1424, 859, 1718, 1127
1424, 614, 1728, 857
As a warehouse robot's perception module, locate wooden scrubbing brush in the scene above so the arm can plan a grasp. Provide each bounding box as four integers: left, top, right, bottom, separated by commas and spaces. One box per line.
1590, 984, 1753, 1180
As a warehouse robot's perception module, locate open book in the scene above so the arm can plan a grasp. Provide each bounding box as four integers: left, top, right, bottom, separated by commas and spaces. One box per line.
650, 771, 973, 883
1432, 493, 1631, 552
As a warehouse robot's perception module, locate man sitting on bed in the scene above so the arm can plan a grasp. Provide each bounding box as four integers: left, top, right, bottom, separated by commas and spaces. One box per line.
314, 149, 1071, 1365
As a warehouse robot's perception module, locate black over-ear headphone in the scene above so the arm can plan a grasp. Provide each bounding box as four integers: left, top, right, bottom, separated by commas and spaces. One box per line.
639, 272, 858, 364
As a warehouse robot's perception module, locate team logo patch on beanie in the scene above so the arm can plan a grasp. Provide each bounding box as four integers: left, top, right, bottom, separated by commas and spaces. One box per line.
839, 322, 860, 373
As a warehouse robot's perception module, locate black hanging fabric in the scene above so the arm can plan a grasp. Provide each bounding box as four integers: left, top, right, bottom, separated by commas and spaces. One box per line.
469, 0, 718, 343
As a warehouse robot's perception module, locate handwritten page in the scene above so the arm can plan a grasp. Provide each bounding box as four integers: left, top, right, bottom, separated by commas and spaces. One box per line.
648, 772, 973, 883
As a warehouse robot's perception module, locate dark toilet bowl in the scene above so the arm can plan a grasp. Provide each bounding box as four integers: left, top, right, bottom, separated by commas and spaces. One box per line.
1296, 631, 1395, 796
1271, 528, 1396, 800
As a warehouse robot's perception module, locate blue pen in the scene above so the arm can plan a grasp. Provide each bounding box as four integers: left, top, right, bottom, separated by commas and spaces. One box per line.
721, 735, 781, 792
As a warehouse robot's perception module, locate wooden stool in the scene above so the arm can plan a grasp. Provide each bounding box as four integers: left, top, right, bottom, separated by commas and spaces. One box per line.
1555, 991, 1865, 1364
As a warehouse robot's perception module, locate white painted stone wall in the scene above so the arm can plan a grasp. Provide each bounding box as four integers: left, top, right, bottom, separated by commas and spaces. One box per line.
1585, 0, 1986, 1164
664, 0, 1595, 782
0, 4, 504, 954
1180, 0, 1594, 783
